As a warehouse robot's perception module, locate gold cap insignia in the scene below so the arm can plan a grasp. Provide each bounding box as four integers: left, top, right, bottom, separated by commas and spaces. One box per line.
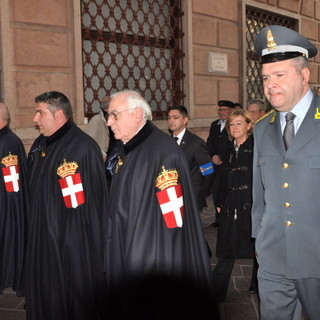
57, 159, 78, 178
266, 28, 277, 51
1, 152, 18, 167
155, 166, 179, 191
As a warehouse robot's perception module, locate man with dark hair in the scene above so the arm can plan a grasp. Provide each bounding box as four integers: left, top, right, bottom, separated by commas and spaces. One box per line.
167, 105, 213, 211
253, 25, 320, 319
0, 103, 27, 296
207, 100, 236, 226
25, 91, 108, 320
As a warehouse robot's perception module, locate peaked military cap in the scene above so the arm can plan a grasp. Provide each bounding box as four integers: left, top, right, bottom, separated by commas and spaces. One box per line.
254, 25, 318, 64
218, 100, 236, 108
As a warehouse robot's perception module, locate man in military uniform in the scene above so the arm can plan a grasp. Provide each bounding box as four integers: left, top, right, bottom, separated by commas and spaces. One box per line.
252, 25, 320, 319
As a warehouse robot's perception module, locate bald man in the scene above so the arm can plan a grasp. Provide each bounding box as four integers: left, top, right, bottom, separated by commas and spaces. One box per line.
0, 103, 28, 296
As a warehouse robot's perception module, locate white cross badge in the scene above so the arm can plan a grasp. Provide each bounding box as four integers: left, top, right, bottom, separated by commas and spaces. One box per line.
2, 165, 20, 192
155, 166, 184, 228
57, 160, 85, 209
1, 153, 20, 192
156, 184, 184, 228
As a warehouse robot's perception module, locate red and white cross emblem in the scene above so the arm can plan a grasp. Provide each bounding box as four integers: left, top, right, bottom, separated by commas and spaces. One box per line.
156, 184, 184, 228
58, 173, 85, 208
2, 165, 20, 192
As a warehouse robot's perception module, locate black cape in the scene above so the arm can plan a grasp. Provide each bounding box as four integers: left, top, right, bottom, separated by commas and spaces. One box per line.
105, 121, 219, 320
0, 126, 28, 295
25, 122, 109, 320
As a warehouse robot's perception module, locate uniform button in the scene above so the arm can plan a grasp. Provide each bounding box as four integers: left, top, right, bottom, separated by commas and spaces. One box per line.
284, 202, 291, 208
282, 163, 289, 169
282, 182, 289, 189
285, 221, 293, 227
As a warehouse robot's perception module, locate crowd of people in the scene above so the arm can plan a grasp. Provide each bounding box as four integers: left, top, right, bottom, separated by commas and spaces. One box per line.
1, 25, 320, 320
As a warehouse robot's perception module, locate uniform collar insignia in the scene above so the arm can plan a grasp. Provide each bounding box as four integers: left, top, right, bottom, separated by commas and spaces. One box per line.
255, 109, 276, 124
314, 107, 320, 119
269, 111, 277, 123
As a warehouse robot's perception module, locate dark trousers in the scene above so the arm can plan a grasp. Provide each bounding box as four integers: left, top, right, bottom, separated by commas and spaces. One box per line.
213, 257, 258, 302
250, 255, 259, 292
212, 258, 235, 302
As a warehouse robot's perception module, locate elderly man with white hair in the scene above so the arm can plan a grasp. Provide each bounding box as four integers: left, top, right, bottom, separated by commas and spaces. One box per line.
105, 90, 219, 320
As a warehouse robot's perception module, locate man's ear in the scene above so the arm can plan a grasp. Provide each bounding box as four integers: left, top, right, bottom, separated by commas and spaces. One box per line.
302, 67, 310, 85
183, 116, 188, 126
55, 109, 65, 122
134, 107, 144, 122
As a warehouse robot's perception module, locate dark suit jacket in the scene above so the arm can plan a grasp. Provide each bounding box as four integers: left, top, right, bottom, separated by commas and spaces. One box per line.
206, 119, 229, 158
179, 129, 214, 211
206, 119, 230, 208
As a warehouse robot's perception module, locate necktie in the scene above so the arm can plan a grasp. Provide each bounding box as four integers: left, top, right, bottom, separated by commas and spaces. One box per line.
173, 136, 178, 143
283, 112, 296, 150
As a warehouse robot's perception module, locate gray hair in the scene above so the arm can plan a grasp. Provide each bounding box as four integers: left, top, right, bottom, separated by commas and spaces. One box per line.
290, 56, 309, 73
110, 90, 152, 121
247, 99, 266, 112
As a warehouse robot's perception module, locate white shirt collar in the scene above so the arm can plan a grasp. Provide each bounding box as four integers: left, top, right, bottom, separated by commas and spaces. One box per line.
174, 128, 186, 145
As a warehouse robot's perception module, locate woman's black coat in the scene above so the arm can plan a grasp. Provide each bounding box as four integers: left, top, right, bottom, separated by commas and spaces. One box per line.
216, 135, 254, 259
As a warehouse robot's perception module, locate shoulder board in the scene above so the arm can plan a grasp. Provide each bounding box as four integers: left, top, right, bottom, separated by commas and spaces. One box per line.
255, 109, 276, 124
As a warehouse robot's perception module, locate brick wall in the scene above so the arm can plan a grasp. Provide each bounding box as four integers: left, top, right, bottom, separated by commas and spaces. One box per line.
1, 0, 320, 146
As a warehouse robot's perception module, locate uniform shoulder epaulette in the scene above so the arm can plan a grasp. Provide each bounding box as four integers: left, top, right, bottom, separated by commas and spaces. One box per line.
255, 109, 276, 124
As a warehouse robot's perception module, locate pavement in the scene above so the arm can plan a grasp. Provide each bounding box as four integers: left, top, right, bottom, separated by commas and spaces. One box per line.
0, 197, 261, 320
202, 198, 260, 320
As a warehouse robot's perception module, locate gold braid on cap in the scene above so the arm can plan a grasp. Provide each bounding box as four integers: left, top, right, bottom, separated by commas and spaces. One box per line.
266, 28, 277, 51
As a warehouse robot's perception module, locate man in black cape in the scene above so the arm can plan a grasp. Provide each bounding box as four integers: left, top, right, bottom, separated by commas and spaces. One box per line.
0, 103, 28, 296
105, 90, 219, 320
25, 91, 108, 320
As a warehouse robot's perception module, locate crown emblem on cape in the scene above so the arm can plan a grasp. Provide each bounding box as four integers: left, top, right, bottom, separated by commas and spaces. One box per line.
57, 159, 78, 178
156, 166, 179, 191
1, 152, 18, 167
266, 28, 277, 51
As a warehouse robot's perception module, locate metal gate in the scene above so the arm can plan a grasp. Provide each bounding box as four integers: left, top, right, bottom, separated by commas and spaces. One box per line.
81, 0, 184, 119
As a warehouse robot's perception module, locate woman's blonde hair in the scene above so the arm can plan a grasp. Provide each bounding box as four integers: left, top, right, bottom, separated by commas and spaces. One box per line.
226, 109, 254, 140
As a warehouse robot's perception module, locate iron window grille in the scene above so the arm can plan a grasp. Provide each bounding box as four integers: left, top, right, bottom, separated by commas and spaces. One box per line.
81, 0, 184, 119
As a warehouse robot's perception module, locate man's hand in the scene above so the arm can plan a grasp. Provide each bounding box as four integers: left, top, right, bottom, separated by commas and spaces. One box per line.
212, 155, 222, 165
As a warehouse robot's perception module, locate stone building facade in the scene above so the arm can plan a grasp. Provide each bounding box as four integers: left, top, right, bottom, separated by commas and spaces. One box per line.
0, 0, 319, 150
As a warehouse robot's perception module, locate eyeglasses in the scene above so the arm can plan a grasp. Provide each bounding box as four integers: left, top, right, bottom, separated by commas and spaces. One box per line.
107, 108, 132, 121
